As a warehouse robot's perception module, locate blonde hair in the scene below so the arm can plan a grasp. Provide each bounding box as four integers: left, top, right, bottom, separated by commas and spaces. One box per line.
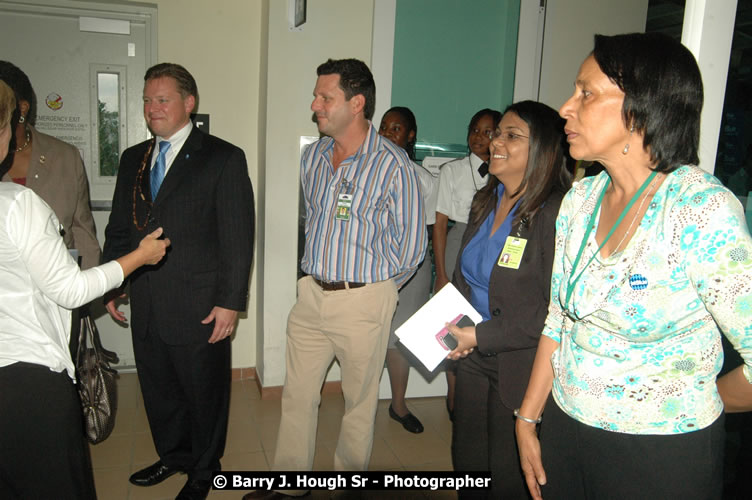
0, 80, 15, 130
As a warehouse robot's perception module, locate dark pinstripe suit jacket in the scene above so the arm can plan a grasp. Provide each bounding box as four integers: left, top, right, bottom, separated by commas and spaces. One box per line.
103, 127, 255, 345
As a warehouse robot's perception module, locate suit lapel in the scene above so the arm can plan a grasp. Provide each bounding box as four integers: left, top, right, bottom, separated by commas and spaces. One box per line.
152, 127, 203, 205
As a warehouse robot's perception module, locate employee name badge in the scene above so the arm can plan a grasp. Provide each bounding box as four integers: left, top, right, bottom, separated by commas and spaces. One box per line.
498, 236, 528, 269
335, 193, 353, 221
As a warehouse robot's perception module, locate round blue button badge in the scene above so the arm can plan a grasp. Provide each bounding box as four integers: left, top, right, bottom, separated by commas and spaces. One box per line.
629, 274, 648, 290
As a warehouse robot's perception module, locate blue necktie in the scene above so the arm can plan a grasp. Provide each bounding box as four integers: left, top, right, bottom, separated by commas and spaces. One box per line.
150, 140, 171, 199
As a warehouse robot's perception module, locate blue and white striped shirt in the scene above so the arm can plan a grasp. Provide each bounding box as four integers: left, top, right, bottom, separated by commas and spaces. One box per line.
300, 123, 426, 287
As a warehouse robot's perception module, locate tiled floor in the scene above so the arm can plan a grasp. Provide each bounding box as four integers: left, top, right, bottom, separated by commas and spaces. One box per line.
90, 373, 457, 500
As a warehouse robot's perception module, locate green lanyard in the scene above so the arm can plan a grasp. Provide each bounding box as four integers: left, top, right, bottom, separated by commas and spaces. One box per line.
564, 170, 659, 311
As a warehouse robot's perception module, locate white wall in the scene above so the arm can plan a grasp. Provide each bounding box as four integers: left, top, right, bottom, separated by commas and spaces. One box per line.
682, 0, 737, 173
538, 0, 649, 110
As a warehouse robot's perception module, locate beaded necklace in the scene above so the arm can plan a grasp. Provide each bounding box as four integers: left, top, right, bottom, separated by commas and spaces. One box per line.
132, 139, 155, 230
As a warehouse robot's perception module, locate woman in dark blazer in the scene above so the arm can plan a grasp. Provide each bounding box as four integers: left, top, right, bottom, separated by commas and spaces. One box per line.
446, 101, 571, 499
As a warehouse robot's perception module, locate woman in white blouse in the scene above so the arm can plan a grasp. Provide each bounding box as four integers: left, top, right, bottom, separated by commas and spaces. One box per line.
0, 79, 170, 499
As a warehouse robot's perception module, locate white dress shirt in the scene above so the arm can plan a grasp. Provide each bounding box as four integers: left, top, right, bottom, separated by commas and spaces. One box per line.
435, 153, 489, 224
0, 183, 123, 379
150, 121, 193, 175
413, 160, 439, 225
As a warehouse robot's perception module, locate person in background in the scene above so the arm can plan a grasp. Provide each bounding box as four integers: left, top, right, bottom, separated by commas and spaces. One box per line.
0, 79, 170, 500
379, 105, 438, 434
0, 61, 100, 269
446, 101, 570, 498
434, 108, 501, 416
516, 32, 752, 500
433, 109, 501, 293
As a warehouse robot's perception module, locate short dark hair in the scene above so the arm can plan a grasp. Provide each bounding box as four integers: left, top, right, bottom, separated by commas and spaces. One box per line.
317, 58, 375, 120
592, 32, 703, 172
0, 61, 36, 125
470, 101, 572, 226
383, 106, 417, 159
467, 108, 502, 143
144, 62, 199, 103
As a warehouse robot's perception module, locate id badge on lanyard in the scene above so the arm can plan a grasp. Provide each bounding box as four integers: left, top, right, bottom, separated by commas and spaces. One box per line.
498, 216, 528, 270
335, 180, 353, 221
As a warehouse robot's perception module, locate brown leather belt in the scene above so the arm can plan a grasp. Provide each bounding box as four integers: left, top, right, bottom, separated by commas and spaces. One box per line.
312, 277, 366, 291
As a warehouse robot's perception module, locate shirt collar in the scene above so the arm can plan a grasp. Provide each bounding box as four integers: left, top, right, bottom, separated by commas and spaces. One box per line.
156, 120, 193, 148
469, 153, 485, 170
321, 121, 381, 160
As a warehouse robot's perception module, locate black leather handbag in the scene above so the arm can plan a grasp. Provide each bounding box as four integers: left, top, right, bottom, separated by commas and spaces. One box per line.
75, 313, 118, 444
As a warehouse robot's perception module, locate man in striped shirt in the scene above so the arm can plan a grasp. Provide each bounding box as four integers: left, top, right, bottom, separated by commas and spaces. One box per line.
248, 58, 426, 499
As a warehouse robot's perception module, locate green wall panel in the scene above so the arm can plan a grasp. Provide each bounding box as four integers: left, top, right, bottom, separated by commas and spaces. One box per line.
391, 0, 520, 148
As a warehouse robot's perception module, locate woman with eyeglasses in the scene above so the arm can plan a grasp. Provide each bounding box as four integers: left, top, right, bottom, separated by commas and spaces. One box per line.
445, 101, 571, 498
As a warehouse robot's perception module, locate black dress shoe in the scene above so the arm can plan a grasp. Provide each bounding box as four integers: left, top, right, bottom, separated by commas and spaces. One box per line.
389, 404, 424, 433
176, 477, 211, 500
242, 490, 307, 499
129, 460, 184, 486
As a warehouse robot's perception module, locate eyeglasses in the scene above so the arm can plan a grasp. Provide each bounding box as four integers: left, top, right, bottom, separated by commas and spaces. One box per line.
493, 130, 529, 142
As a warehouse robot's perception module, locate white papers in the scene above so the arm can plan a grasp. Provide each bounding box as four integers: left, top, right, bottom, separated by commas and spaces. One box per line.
395, 283, 482, 371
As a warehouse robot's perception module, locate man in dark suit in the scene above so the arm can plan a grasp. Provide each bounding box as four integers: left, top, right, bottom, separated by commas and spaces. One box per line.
103, 63, 254, 500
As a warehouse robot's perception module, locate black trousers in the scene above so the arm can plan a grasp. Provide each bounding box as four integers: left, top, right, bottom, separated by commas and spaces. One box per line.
0, 362, 96, 500
540, 399, 725, 500
452, 352, 529, 499
133, 329, 231, 480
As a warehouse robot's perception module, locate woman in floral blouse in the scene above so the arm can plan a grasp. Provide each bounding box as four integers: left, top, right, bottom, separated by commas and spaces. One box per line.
515, 32, 752, 500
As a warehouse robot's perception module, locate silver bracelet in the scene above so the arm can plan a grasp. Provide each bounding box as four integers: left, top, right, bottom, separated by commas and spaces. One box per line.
514, 408, 542, 424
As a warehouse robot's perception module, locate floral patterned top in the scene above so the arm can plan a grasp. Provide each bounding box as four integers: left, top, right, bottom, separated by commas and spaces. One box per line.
544, 166, 752, 434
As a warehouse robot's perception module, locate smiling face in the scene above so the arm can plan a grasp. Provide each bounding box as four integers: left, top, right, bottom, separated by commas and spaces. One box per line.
468, 114, 494, 161
143, 77, 195, 139
559, 55, 630, 164
378, 110, 415, 150
488, 111, 530, 188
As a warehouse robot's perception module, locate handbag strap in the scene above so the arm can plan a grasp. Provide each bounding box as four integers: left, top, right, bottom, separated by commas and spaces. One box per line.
76, 313, 104, 367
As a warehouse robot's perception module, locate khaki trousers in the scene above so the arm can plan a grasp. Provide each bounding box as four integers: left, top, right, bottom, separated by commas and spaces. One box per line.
273, 276, 398, 477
